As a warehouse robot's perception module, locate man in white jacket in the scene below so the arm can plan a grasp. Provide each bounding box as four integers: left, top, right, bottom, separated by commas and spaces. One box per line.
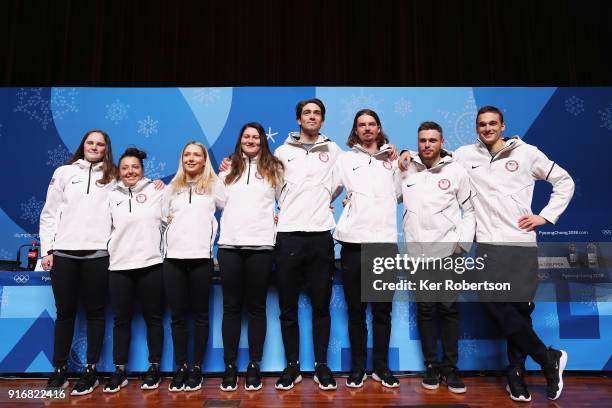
398, 121, 475, 394
452, 106, 574, 402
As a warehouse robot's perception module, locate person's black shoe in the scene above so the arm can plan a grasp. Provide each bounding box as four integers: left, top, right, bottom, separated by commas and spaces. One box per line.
506, 366, 531, 402
220, 363, 238, 392
71, 365, 99, 396
141, 364, 161, 390
275, 361, 302, 390
542, 347, 567, 401
372, 368, 400, 388
168, 365, 187, 392
314, 363, 337, 390
345, 368, 367, 388
184, 366, 203, 391
103, 366, 128, 393
245, 361, 262, 391
440, 368, 466, 394
421, 364, 440, 390
47, 366, 69, 389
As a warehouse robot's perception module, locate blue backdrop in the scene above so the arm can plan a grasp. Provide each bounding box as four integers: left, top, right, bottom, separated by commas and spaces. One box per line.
0, 87, 610, 373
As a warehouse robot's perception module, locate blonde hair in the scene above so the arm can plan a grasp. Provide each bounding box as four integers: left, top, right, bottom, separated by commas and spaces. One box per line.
170, 141, 218, 194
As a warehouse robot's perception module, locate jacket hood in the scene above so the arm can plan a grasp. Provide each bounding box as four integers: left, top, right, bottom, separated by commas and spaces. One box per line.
352, 143, 393, 158
285, 132, 331, 146
74, 159, 104, 171
411, 149, 454, 169
114, 178, 152, 194
476, 135, 523, 153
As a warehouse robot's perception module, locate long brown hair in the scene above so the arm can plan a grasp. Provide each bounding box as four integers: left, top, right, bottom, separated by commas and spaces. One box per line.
68, 129, 117, 185
346, 109, 389, 148
224, 122, 284, 188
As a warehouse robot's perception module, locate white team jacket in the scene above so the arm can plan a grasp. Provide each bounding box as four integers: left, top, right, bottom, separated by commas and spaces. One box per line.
39, 159, 113, 256
332, 144, 399, 243
397, 152, 475, 258
162, 180, 223, 259
108, 179, 164, 271
454, 137, 575, 244
217, 154, 277, 246
274, 132, 342, 232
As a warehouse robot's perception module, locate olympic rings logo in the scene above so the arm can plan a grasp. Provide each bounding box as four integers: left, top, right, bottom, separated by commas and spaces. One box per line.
13, 274, 30, 284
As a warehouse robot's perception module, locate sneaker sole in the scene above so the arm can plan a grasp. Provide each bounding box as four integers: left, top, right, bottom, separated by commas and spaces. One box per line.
275, 375, 302, 390
185, 383, 202, 392
314, 375, 337, 390
345, 373, 367, 388
548, 350, 567, 401
372, 372, 400, 389
220, 380, 238, 392
421, 381, 439, 390
103, 379, 128, 393
245, 383, 263, 391
141, 381, 160, 390
448, 385, 467, 394
168, 385, 184, 392
506, 384, 531, 402
71, 379, 99, 396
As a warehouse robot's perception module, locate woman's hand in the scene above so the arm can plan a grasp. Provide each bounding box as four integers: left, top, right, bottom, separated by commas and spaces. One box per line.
42, 254, 53, 271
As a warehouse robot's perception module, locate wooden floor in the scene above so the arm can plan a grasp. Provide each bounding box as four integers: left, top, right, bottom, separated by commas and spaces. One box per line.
0, 375, 610, 407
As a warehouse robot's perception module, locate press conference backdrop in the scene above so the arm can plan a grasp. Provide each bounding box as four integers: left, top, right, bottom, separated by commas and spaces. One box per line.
0, 87, 610, 373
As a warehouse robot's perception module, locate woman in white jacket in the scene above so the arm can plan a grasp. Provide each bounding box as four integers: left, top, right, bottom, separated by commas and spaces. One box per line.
163, 141, 222, 392
40, 130, 117, 395
332, 109, 400, 389
217, 122, 283, 392
102, 148, 164, 393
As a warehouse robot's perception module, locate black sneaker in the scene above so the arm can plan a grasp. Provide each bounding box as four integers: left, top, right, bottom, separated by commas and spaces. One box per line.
184, 366, 203, 391
440, 368, 466, 394
141, 364, 161, 390
245, 362, 262, 391
421, 364, 440, 390
275, 361, 302, 390
345, 368, 366, 388
168, 366, 187, 392
220, 363, 238, 392
372, 368, 400, 388
47, 366, 69, 389
314, 363, 337, 390
506, 366, 531, 402
542, 347, 567, 401
71, 365, 99, 396
103, 367, 128, 393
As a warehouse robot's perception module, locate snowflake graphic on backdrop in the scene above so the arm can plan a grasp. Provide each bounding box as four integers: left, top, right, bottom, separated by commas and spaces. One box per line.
13, 88, 53, 130
105, 99, 130, 124
394, 97, 412, 117
20, 196, 44, 225
1, 289, 8, 307
438, 91, 479, 151
144, 156, 167, 179
330, 285, 347, 310
340, 89, 384, 124
329, 337, 342, 354
191, 88, 221, 106
46, 144, 72, 167
392, 299, 411, 327
544, 312, 559, 329
0, 248, 12, 260
298, 293, 311, 309
137, 115, 159, 138
564, 96, 585, 116
598, 103, 612, 131
574, 285, 598, 310
50, 88, 79, 120
459, 334, 478, 358
68, 335, 87, 370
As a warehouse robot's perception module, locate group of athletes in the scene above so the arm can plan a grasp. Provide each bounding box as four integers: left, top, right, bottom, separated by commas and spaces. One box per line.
38, 98, 574, 402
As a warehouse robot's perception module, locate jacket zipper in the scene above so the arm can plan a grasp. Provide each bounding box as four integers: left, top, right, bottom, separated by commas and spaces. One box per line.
247, 157, 251, 184
128, 187, 132, 213
189, 186, 192, 203
86, 164, 93, 194
490, 140, 516, 163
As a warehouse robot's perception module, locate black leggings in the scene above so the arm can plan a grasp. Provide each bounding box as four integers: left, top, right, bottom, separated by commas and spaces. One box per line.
108, 264, 164, 365
163, 258, 213, 366
340, 243, 393, 372
218, 248, 273, 364
275, 231, 334, 364
50, 255, 109, 367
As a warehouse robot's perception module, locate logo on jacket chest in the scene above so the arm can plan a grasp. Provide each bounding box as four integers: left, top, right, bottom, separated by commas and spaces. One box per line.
505, 160, 519, 172
318, 152, 329, 163
437, 178, 451, 190
135, 193, 147, 203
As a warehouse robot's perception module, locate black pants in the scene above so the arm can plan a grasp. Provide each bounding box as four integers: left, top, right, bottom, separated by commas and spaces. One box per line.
163, 258, 213, 366
218, 248, 273, 364
477, 244, 548, 368
340, 243, 392, 372
275, 231, 334, 364
417, 301, 459, 369
50, 255, 109, 367
108, 264, 164, 365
